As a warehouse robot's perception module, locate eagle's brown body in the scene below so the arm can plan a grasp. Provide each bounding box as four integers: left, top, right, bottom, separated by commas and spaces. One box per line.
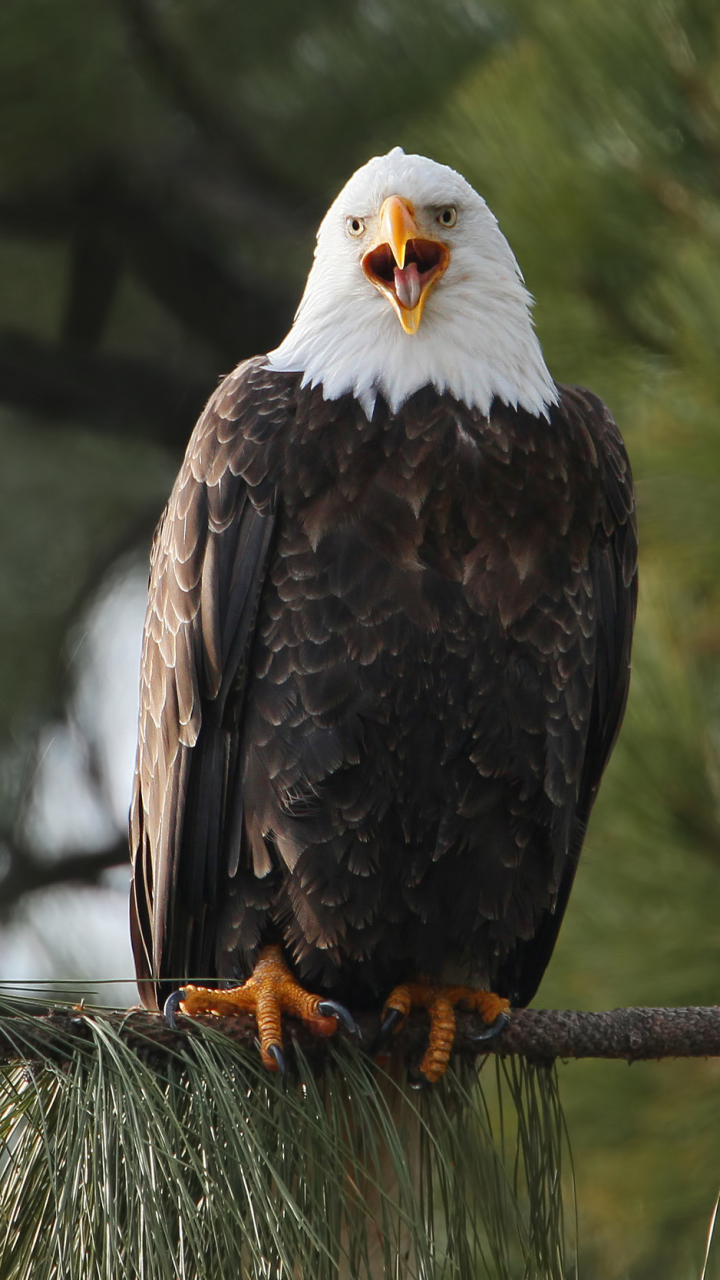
130, 358, 636, 1014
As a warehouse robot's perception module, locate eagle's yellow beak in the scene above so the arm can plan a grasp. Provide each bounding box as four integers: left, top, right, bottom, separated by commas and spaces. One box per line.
362, 195, 449, 335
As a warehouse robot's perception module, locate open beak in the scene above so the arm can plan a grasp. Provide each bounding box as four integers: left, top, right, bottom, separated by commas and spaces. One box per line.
362, 195, 450, 335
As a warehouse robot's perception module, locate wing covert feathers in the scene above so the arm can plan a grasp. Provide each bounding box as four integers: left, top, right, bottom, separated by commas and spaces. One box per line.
130, 360, 281, 1007
500, 386, 636, 1004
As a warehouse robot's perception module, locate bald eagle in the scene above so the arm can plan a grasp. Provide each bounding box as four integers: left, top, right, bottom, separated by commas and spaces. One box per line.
130, 149, 636, 1084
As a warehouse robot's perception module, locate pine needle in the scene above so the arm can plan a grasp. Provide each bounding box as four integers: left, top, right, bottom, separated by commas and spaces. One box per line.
700, 1188, 720, 1280
0, 997, 576, 1280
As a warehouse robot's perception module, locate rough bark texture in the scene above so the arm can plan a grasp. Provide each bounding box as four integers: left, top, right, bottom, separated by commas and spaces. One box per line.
2, 1004, 720, 1074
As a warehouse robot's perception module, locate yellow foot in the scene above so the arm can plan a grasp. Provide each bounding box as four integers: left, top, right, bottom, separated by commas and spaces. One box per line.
379, 979, 510, 1085
163, 945, 357, 1079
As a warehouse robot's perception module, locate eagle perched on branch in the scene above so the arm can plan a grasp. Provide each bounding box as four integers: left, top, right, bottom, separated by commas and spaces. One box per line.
130, 150, 636, 1084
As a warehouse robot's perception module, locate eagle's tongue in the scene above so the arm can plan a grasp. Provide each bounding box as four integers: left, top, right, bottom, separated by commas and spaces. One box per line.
393, 262, 421, 310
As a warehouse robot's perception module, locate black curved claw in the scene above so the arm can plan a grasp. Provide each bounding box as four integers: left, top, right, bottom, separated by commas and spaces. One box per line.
372, 1006, 405, 1055
317, 1000, 360, 1038
407, 1068, 430, 1091
466, 1009, 511, 1043
267, 1043, 287, 1090
163, 989, 187, 1031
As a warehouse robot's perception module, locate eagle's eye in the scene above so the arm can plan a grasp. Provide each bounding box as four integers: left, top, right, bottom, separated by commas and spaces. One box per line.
346, 216, 365, 237
437, 206, 457, 228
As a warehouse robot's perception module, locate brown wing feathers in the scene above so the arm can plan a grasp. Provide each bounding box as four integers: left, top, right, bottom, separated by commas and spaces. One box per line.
130, 360, 282, 1008
497, 387, 637, 1005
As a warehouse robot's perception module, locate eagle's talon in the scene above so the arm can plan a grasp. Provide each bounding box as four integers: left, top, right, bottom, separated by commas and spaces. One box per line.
378, 980, 510, 1082
373, 1006, 405, 1054
407, 1068, 430, 1091
163, 989, 186, 1030
157, 948, 344, 1076
267, 1043, 287, 1089
466, 1009, 510, 1042
317, 999, 359, 1037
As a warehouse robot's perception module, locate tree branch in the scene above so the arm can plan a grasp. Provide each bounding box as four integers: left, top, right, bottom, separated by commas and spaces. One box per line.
0, 330, 211, 449
99, 176, 292, 361
61, 221, 125, 348
3, 1003, 720, 1073
483, 1005, 720, 1062
0, 838, 128, 920
0, 171, 294, 363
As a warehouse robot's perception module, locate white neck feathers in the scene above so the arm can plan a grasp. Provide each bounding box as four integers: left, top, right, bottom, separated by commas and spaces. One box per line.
268, 150, 557, 421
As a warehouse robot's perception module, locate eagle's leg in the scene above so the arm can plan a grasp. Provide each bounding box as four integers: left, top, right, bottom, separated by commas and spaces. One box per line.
164, 945, 356, 1079
379, 980, 510, 1085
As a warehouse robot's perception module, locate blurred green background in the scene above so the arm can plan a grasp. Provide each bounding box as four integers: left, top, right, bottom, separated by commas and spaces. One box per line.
1, 1, 720, 1274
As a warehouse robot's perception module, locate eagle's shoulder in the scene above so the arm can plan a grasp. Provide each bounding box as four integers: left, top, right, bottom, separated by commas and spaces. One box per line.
175, 358, 298, 500
554, 383, 634, 501
144, 357, 299, 733
553, 383, 636, 578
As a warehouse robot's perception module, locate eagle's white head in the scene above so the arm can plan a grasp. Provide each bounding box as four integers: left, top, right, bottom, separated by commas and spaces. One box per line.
268, 148, 557, 420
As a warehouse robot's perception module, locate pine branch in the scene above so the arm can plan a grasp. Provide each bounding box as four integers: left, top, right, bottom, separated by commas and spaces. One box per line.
0, 1007, 570, 1280
2, 1002, 720, 1072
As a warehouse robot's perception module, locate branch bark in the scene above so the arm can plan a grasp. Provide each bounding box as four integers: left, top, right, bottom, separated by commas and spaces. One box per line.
2, 1003, 720, 1072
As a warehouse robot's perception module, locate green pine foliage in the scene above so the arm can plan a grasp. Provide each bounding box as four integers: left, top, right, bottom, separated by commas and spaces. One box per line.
0, 999, 574, 1280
